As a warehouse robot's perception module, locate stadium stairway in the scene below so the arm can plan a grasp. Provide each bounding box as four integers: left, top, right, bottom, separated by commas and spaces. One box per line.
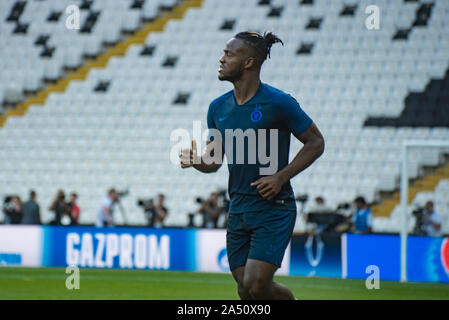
372, 159, 449, 218
0, 0, 204, 129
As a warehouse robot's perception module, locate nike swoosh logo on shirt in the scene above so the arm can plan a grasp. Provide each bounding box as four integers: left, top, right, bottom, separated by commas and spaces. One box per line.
218, 116, 228, 122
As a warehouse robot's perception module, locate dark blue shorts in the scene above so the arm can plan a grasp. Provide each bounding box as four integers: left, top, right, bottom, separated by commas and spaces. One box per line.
226, 209, 296, 271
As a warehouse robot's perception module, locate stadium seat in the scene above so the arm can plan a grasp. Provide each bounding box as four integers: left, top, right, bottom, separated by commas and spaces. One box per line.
0, 0, 448, 230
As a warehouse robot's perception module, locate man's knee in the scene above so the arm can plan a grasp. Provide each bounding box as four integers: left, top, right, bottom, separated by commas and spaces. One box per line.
243, 277, 271, 299
238, 283, 250, 297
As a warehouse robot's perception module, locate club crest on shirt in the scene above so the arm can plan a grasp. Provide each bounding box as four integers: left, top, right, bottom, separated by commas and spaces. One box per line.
250, 104, 262, 122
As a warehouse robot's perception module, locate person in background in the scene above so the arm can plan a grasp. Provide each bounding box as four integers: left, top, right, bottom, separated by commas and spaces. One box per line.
305, 196, 333, 233
198, 192, 224, 228
49, 190, 67, 225
422, 201, 442, 237
96, 189, 118, 227
151, 193, 168, 228
12, 196, 22, 224
308, 196, 333, 213
68, 192, 80, 225
2, 196, 15, 224
351, 196, 373, 234
21, 190, 41, 225
3, 196, 22, 224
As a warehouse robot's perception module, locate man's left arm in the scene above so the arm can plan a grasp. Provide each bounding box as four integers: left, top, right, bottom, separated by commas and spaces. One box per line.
154, 205, 168, 220
430, 213, 442, 230
364, 211, 373, 234
252, 123, 324, 200
37, 204, 41, 225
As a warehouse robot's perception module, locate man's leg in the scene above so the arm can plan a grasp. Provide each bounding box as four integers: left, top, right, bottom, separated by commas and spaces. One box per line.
231, 266, 253, 300
227, 213, 252, 300
243, 258, 295, 300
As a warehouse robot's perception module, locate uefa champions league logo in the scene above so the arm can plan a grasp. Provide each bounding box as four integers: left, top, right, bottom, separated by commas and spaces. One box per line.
217, 248, 229, 272
305, 233, 324, 268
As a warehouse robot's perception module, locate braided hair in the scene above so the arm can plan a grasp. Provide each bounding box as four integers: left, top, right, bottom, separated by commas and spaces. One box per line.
235, 31, 284, 64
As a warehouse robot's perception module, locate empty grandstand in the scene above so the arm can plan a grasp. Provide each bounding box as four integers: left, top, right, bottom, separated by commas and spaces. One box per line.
0, 0, 448, 235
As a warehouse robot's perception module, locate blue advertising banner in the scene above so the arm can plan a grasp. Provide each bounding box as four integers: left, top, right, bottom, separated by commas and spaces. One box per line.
407, 236, 449, 283
41, 226, 197, 271
0, 225, 43, 267
344, 233, 401, 281
289, 233, 341, 278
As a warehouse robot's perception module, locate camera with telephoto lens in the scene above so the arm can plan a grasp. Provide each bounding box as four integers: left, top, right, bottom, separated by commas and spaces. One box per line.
137, 198, 154, 212
2, 195, 15, 212
337, 202, 351, 210
110, 189, 129, 203
295, 194, 308, 203
117, 189, 129, 198
412, 207, 425, 235
196, 197, 205, 204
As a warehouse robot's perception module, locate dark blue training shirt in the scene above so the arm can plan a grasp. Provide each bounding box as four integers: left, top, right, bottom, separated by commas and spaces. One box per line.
207, 82, 313, 214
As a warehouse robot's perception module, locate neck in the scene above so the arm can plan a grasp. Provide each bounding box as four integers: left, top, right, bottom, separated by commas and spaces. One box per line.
233, 72, 261, 105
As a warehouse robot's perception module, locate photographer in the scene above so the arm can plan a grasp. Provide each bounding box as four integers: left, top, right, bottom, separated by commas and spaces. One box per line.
3, 195, 22, 224
66, 192, 80, 225
139, 194, 168, 228
350, 196, 373, 234
96, 189, 118, 227
49, 190, 67, 226
421, 201, 442, 237
307, 196, 332, 213
197, 192, 224, 228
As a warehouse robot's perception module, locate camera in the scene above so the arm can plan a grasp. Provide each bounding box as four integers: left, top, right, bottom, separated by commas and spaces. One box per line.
3, 195, 13, 204
137, 198, 154, 211
412, 207, 425, 235
116, 189, 129, 202
295, 194, 308, 203
337, 202, 351, 210
117, 190, 129, 198
2, 195, 15, 212
412, 207, 424, 216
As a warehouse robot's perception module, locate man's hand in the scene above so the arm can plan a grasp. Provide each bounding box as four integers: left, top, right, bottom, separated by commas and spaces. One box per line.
179, 139, 199, 168
251, 174, 285, 201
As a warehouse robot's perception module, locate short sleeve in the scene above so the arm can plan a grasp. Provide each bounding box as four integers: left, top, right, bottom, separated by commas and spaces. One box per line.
207, 103, 217, 142
282, 95, 313, 137
207, 103, 216, 130
105, 198, 112, 209
431, 212, 442, 224
366, 211, 373, 227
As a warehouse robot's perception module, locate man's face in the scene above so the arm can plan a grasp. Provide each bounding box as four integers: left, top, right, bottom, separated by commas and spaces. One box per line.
70, 195, 76, 203
110, 192, 118, 202
425, 202, 434, 213
158, 195, 164, 204
218, 38, 252, 82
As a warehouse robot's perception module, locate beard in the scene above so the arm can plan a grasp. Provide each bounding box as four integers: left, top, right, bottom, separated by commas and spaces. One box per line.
218, 66, 244, 83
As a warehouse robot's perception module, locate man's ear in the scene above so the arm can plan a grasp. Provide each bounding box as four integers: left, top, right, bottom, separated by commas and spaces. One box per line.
244, 57, 256, 69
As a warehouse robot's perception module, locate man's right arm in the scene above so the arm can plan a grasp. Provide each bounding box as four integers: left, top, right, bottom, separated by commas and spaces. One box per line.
180, 139, 223, 173
103, 206, 113, 225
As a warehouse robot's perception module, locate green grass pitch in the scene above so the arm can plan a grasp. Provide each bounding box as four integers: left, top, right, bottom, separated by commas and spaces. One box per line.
1, 267, 448, 300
